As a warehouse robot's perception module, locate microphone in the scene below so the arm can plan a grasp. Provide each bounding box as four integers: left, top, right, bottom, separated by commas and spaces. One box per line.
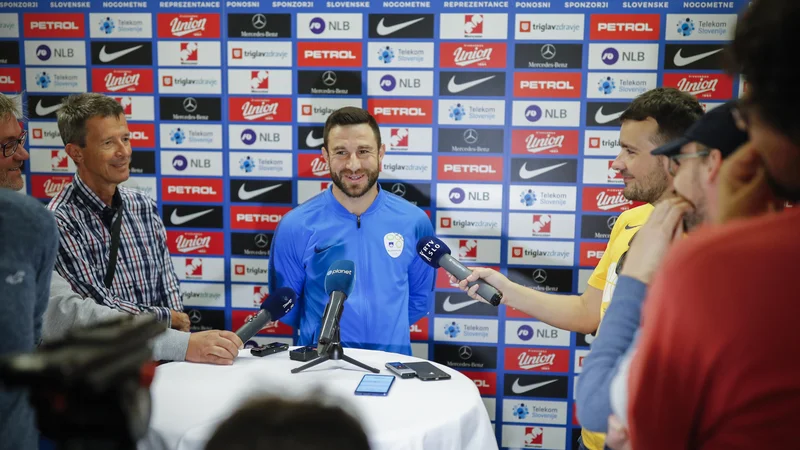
235, 287, 296, 343
416, 236, 503, 306
317, 260, 355, 356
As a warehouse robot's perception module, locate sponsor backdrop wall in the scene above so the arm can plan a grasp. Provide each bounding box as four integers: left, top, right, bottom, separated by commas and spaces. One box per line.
2, 1, 748, 448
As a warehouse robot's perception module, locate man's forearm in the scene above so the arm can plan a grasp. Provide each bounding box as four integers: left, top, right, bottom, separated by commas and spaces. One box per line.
152, 329, 190, 361
503, 283, 600, 334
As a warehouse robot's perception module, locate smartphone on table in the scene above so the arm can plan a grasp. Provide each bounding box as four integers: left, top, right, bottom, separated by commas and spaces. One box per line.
354, 374, 395, 396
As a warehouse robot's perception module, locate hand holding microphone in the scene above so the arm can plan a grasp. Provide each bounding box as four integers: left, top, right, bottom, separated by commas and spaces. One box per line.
235, 287, 296, 344
416, 237, 505, 306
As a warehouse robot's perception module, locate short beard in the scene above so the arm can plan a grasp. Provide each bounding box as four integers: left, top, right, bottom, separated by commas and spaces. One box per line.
330, 168, 379, 199
623, 165, 670, 204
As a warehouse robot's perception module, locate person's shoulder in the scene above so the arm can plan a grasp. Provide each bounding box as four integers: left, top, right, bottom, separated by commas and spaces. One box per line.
382, 190, 429, 221
279, 192, 328, 228
617, 203, 654, 225
0, 191, 55, 232
673, 209, 800, 267
45, 182, 76, 213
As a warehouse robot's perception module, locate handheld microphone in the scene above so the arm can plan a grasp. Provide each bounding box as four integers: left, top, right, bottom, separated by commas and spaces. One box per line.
416, 236, 503, 306
317, 260, 355, 356
235, 287, 296, 343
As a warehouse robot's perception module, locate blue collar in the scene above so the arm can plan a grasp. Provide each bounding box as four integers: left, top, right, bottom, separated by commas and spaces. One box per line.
324, 183, 385, 219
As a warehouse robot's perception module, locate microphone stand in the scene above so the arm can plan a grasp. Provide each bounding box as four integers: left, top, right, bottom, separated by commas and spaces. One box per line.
291, 322, 379, 374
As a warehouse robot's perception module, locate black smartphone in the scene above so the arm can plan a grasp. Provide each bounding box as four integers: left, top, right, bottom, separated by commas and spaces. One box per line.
250, 342, 289, 357
403, 362, 452, 381
289, 345, 317, 362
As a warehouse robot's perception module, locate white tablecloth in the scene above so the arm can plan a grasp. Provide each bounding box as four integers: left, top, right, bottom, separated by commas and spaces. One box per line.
149, 348, 497, 450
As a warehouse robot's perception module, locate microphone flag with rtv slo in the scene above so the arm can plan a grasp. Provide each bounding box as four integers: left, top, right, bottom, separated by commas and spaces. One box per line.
235, 287, 296, 343
416, 236, 503, 306
317, 260, 355, 355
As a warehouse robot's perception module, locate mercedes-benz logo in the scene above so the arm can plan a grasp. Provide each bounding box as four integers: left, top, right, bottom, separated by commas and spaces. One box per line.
458, 345, 472, 360
532, 269, 548, 284
251, 14, 267, 30
182, 97, 197, 113
321, 70, 337, 87
254, 233, 269, 248
463, 128, 478, 144
541, 44, 556, 60
607, 216, 618, 230
391, 183, 406, 197
188, 310, 202, 324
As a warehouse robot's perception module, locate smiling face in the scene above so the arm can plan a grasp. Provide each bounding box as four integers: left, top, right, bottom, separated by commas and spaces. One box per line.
613, 117, 672, 204
322, 123, 385, 199
66, 114, 132, 189
0, 114, 29, 191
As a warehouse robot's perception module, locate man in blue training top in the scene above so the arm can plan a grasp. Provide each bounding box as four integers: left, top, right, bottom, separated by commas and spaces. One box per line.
269, 107, 435, 355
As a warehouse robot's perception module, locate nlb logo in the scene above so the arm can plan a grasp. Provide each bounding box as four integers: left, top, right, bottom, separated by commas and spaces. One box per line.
591, 14, 660, 40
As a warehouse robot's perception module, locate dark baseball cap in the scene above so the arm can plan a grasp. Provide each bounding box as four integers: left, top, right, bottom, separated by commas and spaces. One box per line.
651, 101, 748, 159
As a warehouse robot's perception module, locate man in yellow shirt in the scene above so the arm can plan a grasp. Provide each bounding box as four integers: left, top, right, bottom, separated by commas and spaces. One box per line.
452, 87, 704, 450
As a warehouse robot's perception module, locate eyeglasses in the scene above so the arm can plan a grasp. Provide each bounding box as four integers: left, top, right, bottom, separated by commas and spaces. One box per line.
668, 151, 709, 176
1, 130, 26, 158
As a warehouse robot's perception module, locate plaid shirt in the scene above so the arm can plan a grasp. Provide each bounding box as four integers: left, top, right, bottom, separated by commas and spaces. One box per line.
47, 174, 183, 324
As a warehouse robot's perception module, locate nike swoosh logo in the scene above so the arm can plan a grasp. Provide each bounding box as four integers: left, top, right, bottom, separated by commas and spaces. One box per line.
99, 45, 143, 63
170, 209, 213, 225
314, 244, 333, 254
519, 162, 567, 180
376, 17, 425, 36
306, 131, 323, 148
238, 183, 281, 201
442, 295, 480, 312
511, 378, 558, 394
35, 100, 62, 116
594, 106, 625, 125
625, 224, 641, 230
673, 48, 723, 67
447, 75, 496, 94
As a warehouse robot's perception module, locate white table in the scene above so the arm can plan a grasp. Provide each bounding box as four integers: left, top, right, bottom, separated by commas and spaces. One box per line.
149, 348, 497, 450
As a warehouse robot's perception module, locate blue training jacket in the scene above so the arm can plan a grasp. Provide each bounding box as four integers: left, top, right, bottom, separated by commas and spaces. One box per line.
268, 185, 435, 355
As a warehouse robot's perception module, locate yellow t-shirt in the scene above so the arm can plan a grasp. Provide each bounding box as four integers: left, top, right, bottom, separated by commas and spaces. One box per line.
580, 203, 654, 450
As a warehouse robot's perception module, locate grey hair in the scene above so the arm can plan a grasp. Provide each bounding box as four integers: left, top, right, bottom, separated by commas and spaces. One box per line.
0, 93, 23, 122
56, 93, 124, 147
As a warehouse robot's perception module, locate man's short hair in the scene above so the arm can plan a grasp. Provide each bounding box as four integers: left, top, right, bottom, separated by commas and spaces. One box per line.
204, 395, 370, 450
727, 0, 800, 145
56, 93, 124, 147
620, 87, 704, 146
0, 93, 22, 122
323, 107, 381, 152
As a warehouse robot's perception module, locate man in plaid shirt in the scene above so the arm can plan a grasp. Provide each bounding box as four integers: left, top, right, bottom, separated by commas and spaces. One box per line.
49, 93, 190, 331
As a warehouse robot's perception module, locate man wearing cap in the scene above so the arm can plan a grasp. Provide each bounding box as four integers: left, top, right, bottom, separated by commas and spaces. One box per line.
575, 101, 749, 447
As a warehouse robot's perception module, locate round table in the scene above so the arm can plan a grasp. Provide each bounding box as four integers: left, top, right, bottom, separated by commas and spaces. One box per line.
148, 348, 497, 450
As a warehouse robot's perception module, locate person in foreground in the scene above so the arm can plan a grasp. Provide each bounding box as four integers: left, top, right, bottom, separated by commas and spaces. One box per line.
0, 188, 58, 450
49, 93, 189, 331
576, 101, 748, 438
626, 1, 800, 448
269, 107, 434, 355
452, 88, 703, 450
205, 395, 370, 450
0, 93, 243, 366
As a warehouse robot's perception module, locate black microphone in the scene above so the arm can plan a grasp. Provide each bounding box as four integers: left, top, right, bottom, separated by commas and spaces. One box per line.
317, 260, 355, 356
416, 236, 503, 306
235, 287, 296, 343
